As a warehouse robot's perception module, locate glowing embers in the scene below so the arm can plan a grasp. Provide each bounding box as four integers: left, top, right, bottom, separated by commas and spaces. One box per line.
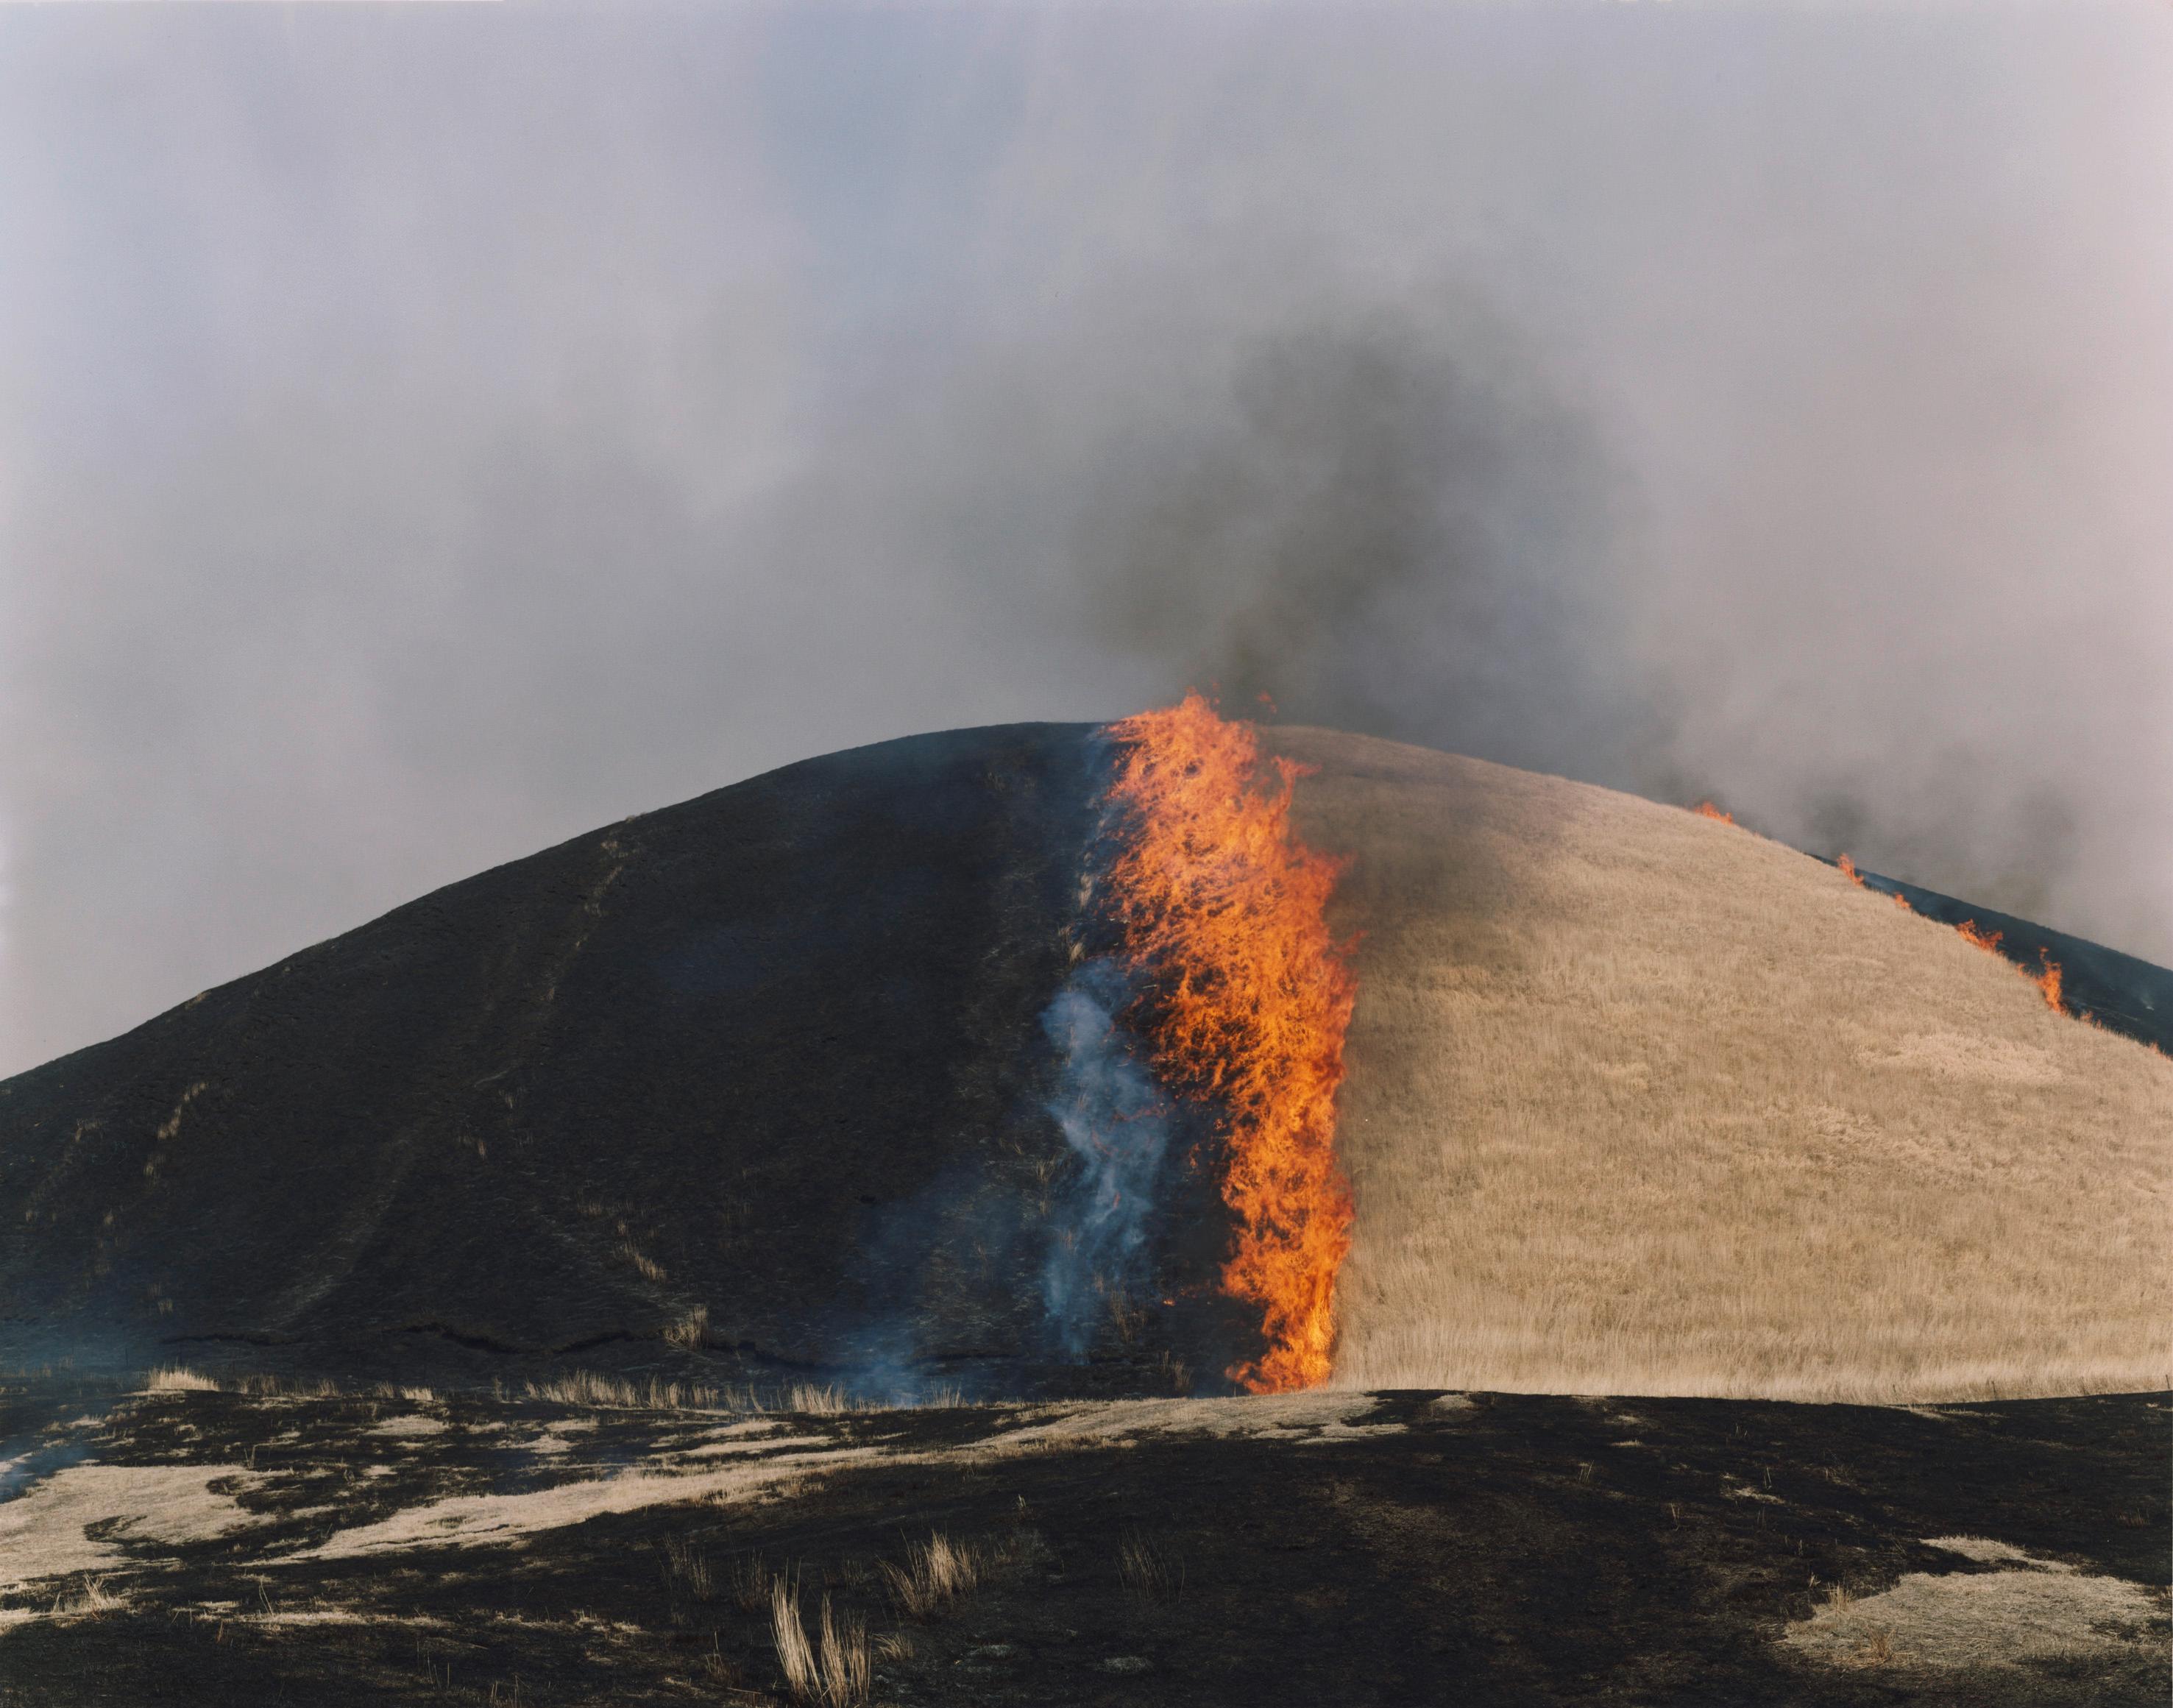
1087, 692, 1356, 1394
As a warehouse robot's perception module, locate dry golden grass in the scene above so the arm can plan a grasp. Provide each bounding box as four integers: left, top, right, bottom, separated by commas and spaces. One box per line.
1269, 728, 2173, 1403
770, 1575, 870, 1707
872, 1629, 916, 1664
781, 1383, 851, 1415
520, 1371, 740, 1411
812, 1595, 871, 1705
49, 1576, 124, 1619
513, 1372, 893, 1415
141, 1366, 222, 1394
139, 1369, 375, 1400
663, 1305, 710, 1350
1782, 1550, 2167, 1673
879, 1532, 981, 1620
770, 1575, 818, 1695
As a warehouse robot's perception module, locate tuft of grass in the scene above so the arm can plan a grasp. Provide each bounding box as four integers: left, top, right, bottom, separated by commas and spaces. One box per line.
872, 1629, 915, 1664
879, 1532, 980, 1620
617, 1242, 668, 1284
831, 1556, 875, 1590
360, 1381, 433, 1403
141, 1366, 221, 1394
780, 1382, 849, 1415
662, 1534, 713, 1602
1119, 1530, 1184, 1604
663, 1305, 709, 1350
239, 1374, 344, 1399
772, 1575, 816, 1696
1847, 1626, 1901, 1668
770, 1576, 868, 1706
815, 1594, 871, 1705
142, 1368, 364, 1400
912, 1383, 969, 1409
521, 1371, 743, 1412
51, 1577, 124, 1618
730, 1553, 775, 1615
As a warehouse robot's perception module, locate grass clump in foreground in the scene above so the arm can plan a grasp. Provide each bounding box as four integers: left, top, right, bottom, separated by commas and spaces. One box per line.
769, 1573, 870, 1707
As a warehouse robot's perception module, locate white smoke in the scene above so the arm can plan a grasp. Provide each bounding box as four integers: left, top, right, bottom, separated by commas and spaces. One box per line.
1038, 956, 1173, 1358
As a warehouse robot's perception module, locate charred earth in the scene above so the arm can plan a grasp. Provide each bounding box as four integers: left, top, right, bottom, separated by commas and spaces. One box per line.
0, 1377, 2164, 1706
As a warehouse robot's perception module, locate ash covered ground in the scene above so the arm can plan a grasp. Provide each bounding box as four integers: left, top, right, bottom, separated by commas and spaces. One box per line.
1, 1377, 2165, 1707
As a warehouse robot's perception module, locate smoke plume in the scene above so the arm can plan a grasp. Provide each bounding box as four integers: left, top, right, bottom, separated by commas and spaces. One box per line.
1038, 957, 1174, 1358
1, 5, 2168, 1076
1067, 306, 1658, 790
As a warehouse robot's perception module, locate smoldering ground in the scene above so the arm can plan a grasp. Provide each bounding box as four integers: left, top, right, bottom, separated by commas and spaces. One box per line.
1, 4, 2168, 1077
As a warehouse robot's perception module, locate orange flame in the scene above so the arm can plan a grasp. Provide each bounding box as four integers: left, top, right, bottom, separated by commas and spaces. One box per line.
1954, 917, 2068, 1013
1692, 801, 1735, 824
2028, 948, 2064, 1012
1102, 693, 1355, 1393
1837, 854, 1865, 887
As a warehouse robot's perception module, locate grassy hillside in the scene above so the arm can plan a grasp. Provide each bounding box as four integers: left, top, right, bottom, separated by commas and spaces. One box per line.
1277, 729, 2173, 1402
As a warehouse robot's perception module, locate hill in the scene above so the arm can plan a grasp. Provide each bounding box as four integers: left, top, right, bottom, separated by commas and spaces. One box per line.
2, 721, 2166, 1401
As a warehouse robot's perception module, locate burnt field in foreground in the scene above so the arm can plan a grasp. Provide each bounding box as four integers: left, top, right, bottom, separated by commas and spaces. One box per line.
0, 1378, 2164, 1707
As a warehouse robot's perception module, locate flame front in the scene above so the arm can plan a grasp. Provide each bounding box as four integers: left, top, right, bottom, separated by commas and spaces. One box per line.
1955, 916, 2066, 1012
1101, 693, 1356, 1393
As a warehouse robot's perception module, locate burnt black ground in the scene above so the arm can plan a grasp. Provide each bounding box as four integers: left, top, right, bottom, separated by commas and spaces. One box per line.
0, 1378, 2164, 1707
0, 724, 1144, 1393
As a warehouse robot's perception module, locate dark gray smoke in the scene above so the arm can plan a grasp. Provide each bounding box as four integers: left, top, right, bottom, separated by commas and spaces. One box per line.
1068, 308, 1660, 789
1, 6, 2168, 1077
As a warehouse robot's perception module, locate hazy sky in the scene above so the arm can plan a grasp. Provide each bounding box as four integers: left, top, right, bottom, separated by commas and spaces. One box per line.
3, 3, 2169, 1077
